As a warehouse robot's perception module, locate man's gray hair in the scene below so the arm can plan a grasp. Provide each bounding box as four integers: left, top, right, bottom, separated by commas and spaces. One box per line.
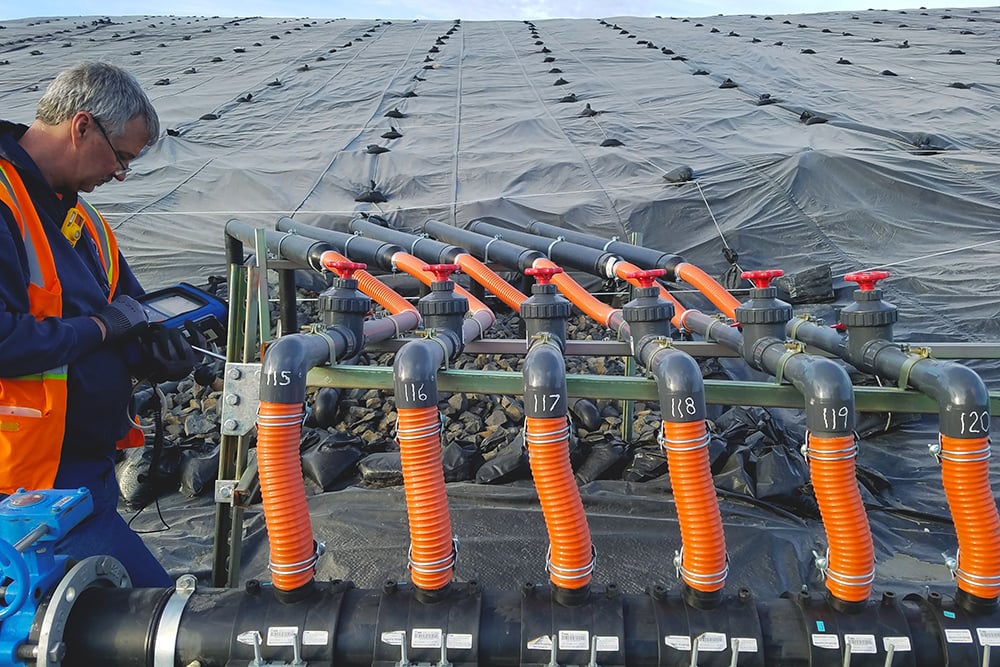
36, 61, 160, 146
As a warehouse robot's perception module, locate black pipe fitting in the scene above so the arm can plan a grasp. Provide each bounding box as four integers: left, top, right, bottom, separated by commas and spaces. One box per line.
226, 218, 331, 272
734, 271, 794, 360
622, 274, 674, 354
317, 270, 370, 343
418, 270, 468, 359
521, 273, 572, 349
841, 271, 898, 359
523, 343, 568, 420
635, 338, 707, 422
393, 339, 449, 409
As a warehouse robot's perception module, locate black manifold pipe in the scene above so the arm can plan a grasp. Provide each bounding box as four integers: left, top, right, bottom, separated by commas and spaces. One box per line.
350, 216, 465, 264
469, 218, 618, 279
226, 218, 331, 273
61, 580, 1000, 666
527, 218, 684, 282
275, 217, 404, 271
421, 219, 544, 271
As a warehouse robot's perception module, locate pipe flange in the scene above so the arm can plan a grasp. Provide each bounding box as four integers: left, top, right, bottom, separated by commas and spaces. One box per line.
34, 556, 132, 667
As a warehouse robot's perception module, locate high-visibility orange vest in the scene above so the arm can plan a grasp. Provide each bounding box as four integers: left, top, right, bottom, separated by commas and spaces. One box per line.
0, 158, 140, 494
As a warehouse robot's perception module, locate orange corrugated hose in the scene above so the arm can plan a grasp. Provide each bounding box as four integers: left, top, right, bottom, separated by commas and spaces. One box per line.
456, 253, 528, 312
320, 250, 417, 316
807, 433, 874, 602
397, 405, 455, 591
662, 420, 727, 592
392, 252, 492, 314
615, 260, 686, 329
525, 415, 594, 590
940, 434, 1000, 599
675, 263, 741, 320
257, 401, 316, 591
533, 258, 621, 330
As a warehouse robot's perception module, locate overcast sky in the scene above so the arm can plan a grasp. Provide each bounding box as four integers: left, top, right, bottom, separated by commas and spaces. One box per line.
4, 1, 998, 21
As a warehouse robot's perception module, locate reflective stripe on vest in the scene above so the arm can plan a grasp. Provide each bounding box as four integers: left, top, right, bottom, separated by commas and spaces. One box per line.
76, 197, 119, 299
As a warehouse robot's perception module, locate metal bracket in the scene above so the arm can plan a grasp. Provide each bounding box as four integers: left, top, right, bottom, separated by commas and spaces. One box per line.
774, 341, 805, 385
897, 347, 931, 390
220, 362, 263, 436
215, 480, 238, 505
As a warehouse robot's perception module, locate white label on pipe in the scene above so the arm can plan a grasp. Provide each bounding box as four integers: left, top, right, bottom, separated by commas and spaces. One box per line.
695, 632, 728, 652
559, 630, 590, 651
946, 629, 974, 644
236, 631, 260, 646
979, 628, 1000, 647
595, 636, 620, 652
527, 635, 553, 650
302, 630, 329, 646
733, 638, 759, 653
267, 626, 299, 646
381, 631, 405, 646
844, 634, 877, 654
811, 634, 840, 649
665, 635, 692, 651
447, 633, 473, 650
884, 637, 912, 652
412, 628, 443, 649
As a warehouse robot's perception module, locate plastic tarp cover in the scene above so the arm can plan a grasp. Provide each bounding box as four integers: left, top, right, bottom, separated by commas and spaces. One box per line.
1, 9, 998, 598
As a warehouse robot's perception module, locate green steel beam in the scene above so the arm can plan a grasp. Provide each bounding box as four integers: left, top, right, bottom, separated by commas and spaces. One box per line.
307, 365, 1000, 415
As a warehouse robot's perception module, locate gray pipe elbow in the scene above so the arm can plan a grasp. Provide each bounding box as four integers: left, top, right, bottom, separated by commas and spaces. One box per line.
637, 339, 706, 421
261, 331, 348, 404
394, 339, 446, 409
524, 342, 568, 419
909, 361, 991, 438
783, 355, 855, 436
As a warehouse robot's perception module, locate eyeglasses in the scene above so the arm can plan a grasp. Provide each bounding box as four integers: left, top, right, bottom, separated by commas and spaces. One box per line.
91, 115, 131, 179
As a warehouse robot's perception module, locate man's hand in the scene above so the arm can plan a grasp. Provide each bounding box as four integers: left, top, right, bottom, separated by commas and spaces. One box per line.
94, 295, 148, 342
137, 323, 200, 382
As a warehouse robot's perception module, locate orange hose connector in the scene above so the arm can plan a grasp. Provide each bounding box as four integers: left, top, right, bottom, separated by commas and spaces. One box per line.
806, 433, 874, 602
397, 405, 456, 591
257, 401, 316, 592
940, 434, 1000, 599
392, 252, 492, 315
675, 262, 741, 320
525, 415, 594, 590
320, 250, 418, 317
456, 253, 528, 312
662, 420, 727, 592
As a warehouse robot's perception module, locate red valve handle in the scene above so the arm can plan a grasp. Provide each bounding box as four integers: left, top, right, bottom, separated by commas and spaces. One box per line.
328, 260, 367, 280
844, 270, 890, 291
525, 266, 564, 285
624, 268, 667, 288
741, 269, 784, 289
422, 263, 461, 282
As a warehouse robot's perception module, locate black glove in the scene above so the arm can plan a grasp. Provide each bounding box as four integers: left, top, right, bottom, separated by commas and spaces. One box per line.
95, 295, 148, 342
137, 323, 198, 382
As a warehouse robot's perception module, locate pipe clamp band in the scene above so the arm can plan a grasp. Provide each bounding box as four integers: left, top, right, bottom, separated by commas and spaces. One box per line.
545, 236, 564, 258
674, 547, 729, 587
483, 235, 501, 264
659, 429, 711, 454
408, 538, 459, 575
774, 343, 804, 385
897, 350, 930, 390
787, 315, 812, 342
312, 328, 341, 364
341, 232, 360, 263
546, 544, 596, 581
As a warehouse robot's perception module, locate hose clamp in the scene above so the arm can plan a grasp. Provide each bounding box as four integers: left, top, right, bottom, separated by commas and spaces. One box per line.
658, 428, 711, 454
802, 431, 858, 463
673, 547, 729, 588
269, 541, 323, 576
408, 537, 460, 575
409, 233, 430, 256
256, 407, 307, 428
525, 419, 572, 447
546, 544, 597, 582
341, 231, 361, 264
936, 434, 992, 464
394, 411, 443, 443
813, 547, 876, 589
310, 326, 341, 364
954, 547, 1000, 591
